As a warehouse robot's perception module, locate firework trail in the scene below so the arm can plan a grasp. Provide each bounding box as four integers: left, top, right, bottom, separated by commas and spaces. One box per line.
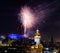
20, 6, 36, 37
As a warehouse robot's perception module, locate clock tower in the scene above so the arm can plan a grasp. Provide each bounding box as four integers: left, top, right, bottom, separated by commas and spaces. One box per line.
34, 29, 41, 44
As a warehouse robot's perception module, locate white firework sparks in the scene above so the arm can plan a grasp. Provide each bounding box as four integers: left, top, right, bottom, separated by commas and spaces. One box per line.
19, 4, 51, 37
17, 0, 56, 38
20, 6, 35, 28
19, 6, 36, 37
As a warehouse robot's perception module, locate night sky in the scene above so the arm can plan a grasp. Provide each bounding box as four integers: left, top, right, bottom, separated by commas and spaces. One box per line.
0, 0, 60, 42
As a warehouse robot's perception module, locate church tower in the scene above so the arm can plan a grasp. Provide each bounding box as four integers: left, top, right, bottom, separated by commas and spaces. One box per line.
31, 29, 43, 53
34, 29, 41, 44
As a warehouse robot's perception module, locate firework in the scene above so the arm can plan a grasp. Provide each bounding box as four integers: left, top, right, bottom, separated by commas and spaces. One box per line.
20, 6, 36, 37
20, 6, 35, 28
18, 4, 51, 37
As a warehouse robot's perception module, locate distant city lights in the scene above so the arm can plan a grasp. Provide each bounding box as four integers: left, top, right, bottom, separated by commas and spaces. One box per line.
0, 35, 6, 40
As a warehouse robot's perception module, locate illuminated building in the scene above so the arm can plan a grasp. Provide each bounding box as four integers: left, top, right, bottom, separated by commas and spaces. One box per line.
30, 29, 43, 53
34, 29, 41, 44
8, 33, 24, 40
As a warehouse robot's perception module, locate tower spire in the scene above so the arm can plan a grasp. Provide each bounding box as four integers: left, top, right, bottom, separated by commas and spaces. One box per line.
35, 29, 41, 36
34, 29, 41, 44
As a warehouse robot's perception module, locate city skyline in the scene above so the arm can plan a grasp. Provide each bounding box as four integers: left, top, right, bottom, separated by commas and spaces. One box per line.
0, 0, 60, 42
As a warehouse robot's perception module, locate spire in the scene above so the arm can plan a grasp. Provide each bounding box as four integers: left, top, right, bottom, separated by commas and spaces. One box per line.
35, 29, 41, 36
51, 35, 54, 43
34, 29, 41, 44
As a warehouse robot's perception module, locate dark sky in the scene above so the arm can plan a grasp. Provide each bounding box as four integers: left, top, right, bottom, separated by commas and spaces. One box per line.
0, 0, 60, 42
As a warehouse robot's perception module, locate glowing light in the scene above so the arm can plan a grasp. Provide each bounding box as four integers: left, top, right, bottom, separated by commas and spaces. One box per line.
31, 45, 34, 49
35, 44, 38, 49
0, 35, 6, 40
19, 6, 36, 37
23, 33, 28, 38
18, 4, 49, 37
20, 6, 35, 28
8, 33, 24, 39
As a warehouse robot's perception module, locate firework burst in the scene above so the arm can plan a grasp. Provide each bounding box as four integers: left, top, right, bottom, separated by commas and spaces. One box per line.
18, 4, 52, 37
20, 6, 36, 28
19, 6, 36, 37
